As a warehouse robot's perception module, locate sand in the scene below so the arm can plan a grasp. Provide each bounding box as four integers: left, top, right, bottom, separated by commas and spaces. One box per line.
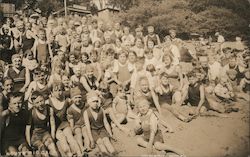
99, 99, 250, 157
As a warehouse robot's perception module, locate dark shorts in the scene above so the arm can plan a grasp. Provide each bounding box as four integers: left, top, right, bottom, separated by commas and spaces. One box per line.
2, 137, 29, 153
31, 129, 52, 148
92, 127, 109, 142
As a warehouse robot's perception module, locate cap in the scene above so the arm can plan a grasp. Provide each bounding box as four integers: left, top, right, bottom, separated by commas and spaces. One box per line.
86, 90, 99, 102
70, 87, 82, 98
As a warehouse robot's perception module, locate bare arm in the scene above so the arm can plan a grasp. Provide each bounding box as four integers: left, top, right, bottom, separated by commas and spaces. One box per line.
24, 81, 35, 101
25, 125, 31, 147
151, 90, 162, 115
67, 109, 74, 131
96, 63, 103, 82
80, 76, 92, 92
50, 108, 56, 139
84, 111, 94, 142
20, 68, 31, 92
103, 110, 113, 137
148, 113, 158, 146
197, 85, 205, 112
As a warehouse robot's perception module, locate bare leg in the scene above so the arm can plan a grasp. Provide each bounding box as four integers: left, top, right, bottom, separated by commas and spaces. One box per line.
206, 96, 225, 113
107, 108, 129, 133
82, 127, 90, 150
44, 137, 59, 157
136, 136, 148, 147
74, 128, 85, 153
62, 127, 82, 156
168, 106, 193, 122
237, 92, 250, 101
56, 130, 72, 156
96, 138, 108, 154
154, 111, 173, 133
154, 141, 184, 156
103, 137, 115, 154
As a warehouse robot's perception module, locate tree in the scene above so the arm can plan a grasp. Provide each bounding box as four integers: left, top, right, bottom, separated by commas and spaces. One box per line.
108, 0, 139, 11
113, 0, 250, 40
37, 0, 63, 17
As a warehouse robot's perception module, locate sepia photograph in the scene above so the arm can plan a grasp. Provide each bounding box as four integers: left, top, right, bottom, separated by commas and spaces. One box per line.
0, 0, 249, 156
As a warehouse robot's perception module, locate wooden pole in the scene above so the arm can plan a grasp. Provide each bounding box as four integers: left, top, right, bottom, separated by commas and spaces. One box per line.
64, 0, 67, 17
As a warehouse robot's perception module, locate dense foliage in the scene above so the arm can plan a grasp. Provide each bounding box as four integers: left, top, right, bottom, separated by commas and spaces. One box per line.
113, 0, 250, 40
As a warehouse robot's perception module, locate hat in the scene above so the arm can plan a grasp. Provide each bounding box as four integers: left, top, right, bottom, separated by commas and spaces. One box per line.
70, 87, 82, 98
86, 90, 99, 102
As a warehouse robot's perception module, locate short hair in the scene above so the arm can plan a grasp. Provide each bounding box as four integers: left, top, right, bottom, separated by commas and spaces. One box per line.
82, 52, 89, 59
147, 25, 154, 30
38, 28, 46, 33
138, 76, 149, 83
23, 49, 33, 57
147, 39, 155, 45
144, 49, 153, 54
136, 57, 145, 64
85, 64, 94, 72
162, 54, 173, 63
135, 97, 150, 107
31, 91, 44, 101
11, 54, 22, 61
128, 50, 137, 57
159, 72, 168, 78
3, 77, 13, 85
9, 92, 24, 102
106, 48, 115, 55
118, 50, 128, 57
52, 81, 64, 91
146, 64, 156, 73
34, 67, 45, 75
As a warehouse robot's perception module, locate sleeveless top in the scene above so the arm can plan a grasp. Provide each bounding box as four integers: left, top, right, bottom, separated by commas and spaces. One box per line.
141, 110, 154, 132
29, 107, 50, 131
49, 97, 69, 129
84, 75, 97, 90
67, 104, 85, 126
36, 42, 49, 63
146, 34, 158, 45
0, 34, 12, 48
117, 63, 131, 83
35, 82, 50, 100
22, 31, 35, 53
7, 66, 26, 92
87, 108, 104, 130
157, 86, 173, 105
187, 83, 201, 106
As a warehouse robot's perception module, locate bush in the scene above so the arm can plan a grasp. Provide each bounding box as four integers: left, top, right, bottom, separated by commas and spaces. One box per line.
113, 0, 250, 40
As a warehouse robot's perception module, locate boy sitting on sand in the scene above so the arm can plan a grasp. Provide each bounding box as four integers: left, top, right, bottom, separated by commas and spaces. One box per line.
134, 98, 184, 156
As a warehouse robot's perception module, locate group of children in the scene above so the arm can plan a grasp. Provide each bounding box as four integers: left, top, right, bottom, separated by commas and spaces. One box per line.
0, 13, 249, 157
